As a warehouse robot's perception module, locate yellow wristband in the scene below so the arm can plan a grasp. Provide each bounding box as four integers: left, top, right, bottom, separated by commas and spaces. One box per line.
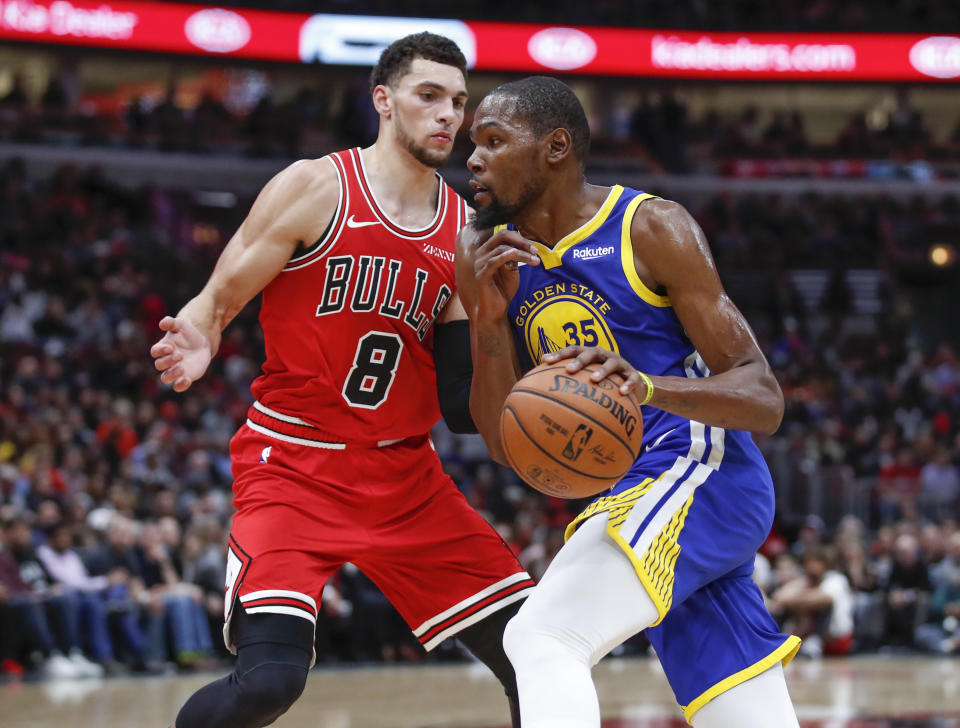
636, 371, 654, 406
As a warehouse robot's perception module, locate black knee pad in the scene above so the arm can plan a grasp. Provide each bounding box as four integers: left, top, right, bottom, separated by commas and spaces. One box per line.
176, 610, 314, 728
456, 601, 524, 728
456, 600, 523, 693
232, 657, 308, 725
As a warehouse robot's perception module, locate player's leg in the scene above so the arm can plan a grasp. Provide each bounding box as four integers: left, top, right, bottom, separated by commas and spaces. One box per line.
355, 436, 535, 728
502, 512, 659, 728
172, 427, 350, 728
174, 609, 313, 728
455, 599, 524, 728
690, 663, 798, 728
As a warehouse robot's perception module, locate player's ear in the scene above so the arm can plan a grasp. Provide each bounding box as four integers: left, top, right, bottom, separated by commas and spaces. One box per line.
372, 84, 392, 119
546, 128, 573, 164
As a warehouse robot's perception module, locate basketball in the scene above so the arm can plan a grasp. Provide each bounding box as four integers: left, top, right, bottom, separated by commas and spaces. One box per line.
499, 361, 644, 499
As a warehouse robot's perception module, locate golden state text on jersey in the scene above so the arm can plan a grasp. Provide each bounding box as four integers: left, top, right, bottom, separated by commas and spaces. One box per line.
250, 148, 470, 444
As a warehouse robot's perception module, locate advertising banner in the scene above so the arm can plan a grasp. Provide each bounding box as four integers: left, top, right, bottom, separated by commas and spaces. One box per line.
0, 3, 957, 81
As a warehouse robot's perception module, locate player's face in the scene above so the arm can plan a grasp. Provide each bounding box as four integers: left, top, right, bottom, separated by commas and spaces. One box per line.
466, 95, 547, 229
385, 58, 467, 169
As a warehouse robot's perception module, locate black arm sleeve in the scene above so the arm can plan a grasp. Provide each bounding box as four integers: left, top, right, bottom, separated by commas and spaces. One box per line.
433, 319, 478, 434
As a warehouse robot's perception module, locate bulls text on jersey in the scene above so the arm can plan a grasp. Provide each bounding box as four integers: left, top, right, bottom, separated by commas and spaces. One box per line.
314, 254, 452, 341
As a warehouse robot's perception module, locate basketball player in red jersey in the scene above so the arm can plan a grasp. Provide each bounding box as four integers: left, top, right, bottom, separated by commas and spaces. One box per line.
151, 33, 533, 728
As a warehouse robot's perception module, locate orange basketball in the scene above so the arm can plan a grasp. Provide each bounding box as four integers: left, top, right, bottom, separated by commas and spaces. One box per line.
499, 361, 644, 499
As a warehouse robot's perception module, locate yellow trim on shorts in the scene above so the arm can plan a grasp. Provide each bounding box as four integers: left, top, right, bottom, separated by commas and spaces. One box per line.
680, 635, 802, 724
564, 478, 690, 628
564, 478, 657, 541
620, 193, 671, 307
640, 492, 693, 615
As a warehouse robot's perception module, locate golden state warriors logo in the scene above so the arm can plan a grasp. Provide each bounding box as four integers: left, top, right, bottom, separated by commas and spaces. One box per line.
520, 293, 618, 364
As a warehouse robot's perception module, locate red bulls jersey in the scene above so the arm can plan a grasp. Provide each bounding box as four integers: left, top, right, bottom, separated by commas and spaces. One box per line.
249, 148, 469, 443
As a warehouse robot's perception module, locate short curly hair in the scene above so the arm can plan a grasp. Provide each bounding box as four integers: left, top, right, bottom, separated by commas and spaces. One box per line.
488, 76, 591, 163
369, 32, 467, 93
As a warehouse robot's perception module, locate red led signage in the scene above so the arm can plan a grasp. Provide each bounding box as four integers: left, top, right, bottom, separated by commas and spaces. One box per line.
0, 2, 957, 82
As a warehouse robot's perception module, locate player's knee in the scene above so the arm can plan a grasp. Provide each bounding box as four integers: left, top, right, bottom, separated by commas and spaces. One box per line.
502, 607, 530, 662
237, 663, 308, 725
456, 604, 520, 694
503, 610, 589, 670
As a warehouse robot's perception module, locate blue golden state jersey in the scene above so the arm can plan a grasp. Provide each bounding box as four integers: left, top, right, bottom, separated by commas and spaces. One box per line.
505, 185, 798, 720
504, 184, 772, 495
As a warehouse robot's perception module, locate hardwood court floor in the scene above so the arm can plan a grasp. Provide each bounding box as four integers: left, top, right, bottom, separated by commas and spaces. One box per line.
3, 655, 960, 727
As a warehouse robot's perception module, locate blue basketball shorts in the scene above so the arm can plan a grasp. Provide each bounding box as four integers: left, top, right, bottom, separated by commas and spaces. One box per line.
565, 431, 800, 723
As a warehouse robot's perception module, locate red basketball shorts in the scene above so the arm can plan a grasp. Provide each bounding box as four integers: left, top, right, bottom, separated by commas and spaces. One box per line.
223, 423, 535, 654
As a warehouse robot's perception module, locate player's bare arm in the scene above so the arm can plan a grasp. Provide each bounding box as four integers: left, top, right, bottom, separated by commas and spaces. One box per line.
435, 290, 467, 323
150, 158, 340, 392
546, 198, 784, 434
456, 225, 539, 462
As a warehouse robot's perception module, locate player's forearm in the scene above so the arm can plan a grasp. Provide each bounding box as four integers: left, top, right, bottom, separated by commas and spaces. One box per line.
468, 318, 520, 464
777, 590, 833, 612
645, 361, 784, 434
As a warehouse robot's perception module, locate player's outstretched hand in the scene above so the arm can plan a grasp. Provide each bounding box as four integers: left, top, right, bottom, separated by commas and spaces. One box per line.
543, 346, 643, 397
150, 316, 212, 392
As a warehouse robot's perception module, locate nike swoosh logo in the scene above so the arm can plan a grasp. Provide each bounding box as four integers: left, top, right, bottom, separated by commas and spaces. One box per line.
346, 215, 380, 229
645, 428, 676, 453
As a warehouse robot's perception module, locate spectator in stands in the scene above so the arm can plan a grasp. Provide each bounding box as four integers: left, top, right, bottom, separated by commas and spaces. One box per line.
0, 514, 101, 678
3, 515, 104, 676
36, 520, 149, 671
915, 532, 960, 654
770, 548, 855, 657
883, 533, 932, 648
920, 447, 959, 521
137, 520, 214, 667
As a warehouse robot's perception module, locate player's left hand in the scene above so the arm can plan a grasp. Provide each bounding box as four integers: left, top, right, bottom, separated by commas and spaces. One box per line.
543, 346, 645, 398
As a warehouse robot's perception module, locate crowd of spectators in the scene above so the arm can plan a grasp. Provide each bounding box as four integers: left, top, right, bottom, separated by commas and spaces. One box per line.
4, 71, 960, 180
0, 159, 958, 682
623, 88, 960, 176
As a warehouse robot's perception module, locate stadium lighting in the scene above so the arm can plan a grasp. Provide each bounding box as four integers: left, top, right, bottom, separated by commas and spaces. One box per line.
929, 244, 956, 267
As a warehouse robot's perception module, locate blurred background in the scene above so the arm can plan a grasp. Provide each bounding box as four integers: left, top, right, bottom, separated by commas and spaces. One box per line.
2, 0, 960, 682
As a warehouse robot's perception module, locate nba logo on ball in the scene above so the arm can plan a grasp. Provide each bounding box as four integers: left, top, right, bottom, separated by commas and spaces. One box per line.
500, 362, 644, 499
562, 424, 593, 461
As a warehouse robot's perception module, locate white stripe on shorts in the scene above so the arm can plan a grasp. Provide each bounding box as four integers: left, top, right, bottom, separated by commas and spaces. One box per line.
244, 605, 317, 624
618, 419, 726, 554
239, 589, 318, 611
413, 572, 532, 638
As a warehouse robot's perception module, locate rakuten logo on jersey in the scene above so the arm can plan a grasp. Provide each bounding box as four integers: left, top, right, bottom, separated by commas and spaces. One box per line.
185, 8, 251, 54
910, 36, 960, 79
527, 27, 597, 71
571, 245, 615, 260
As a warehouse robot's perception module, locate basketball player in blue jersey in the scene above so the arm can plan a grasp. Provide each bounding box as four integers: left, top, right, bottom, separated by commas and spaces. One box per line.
456, 76, 800, 728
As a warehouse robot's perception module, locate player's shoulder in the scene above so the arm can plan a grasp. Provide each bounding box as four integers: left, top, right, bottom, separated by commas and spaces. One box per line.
629, 196, 695, 238
257, 157, 340, 214
632, 197, 692, 230
274, 157, 339, 195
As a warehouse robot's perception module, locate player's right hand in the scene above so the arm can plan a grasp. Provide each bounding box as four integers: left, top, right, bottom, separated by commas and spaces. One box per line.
150, 316, 213, 392
471, 229, 540, 321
